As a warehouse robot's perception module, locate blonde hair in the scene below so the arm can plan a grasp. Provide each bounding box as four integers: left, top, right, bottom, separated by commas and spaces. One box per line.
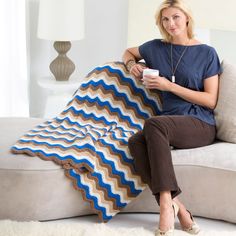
155, 0, 194, 42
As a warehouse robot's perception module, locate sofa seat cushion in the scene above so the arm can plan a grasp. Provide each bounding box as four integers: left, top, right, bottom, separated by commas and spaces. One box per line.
0, 117, 60, 171
0, 117, 62, 171
172, 142, 236, 171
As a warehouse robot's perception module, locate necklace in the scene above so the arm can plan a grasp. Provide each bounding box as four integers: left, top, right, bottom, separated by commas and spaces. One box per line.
170, 40, 190, 83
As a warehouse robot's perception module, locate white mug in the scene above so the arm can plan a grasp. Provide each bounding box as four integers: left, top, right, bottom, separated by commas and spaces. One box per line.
143, 68, 159, 77
142, 69, 159, 87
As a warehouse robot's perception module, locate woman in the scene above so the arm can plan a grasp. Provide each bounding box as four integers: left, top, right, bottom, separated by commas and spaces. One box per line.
122, 0, 221, 235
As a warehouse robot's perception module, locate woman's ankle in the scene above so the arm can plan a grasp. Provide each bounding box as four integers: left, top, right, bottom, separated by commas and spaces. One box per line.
159, 205, 175, 231
160, 201, 173, 210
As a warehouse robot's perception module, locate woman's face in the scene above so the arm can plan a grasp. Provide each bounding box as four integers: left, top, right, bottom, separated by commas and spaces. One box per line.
161, 7, 188, 38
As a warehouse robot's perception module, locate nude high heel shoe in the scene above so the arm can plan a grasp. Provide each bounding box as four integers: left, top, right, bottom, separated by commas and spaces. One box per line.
155, 202, 179, 236
182, 210, 201, 235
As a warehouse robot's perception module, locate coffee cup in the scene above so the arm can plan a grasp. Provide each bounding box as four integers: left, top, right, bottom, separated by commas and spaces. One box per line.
143, 68, 159, 78
142, 69, 159, 87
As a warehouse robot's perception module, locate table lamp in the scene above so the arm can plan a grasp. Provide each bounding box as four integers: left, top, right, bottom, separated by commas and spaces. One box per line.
37, 0, 84, 81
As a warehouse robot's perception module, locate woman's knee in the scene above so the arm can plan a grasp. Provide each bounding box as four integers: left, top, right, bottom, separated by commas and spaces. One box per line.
143, 116, 168, 135
128, 131, 144, 148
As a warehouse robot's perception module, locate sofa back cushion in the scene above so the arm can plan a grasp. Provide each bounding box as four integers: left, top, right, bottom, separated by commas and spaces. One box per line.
215, 60, 236, 143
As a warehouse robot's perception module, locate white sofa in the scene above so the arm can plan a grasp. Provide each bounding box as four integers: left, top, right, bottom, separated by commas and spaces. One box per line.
1, 60, 236, 223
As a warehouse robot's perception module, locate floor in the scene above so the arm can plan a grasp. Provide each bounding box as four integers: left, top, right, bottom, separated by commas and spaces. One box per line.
48, 213, 236, 232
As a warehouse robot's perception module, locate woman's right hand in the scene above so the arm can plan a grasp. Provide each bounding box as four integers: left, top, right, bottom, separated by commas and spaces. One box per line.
130, 63, 147, 79
122, 47, 146, 79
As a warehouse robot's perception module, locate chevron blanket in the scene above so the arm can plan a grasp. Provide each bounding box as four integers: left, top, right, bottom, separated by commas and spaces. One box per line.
11, 62, 162, 222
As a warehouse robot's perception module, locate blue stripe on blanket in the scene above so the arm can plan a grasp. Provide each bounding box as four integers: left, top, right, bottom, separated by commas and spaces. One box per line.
69, 170, 113, 221
90, 171, 127, 207
80, 80, 159, 118
11, 147, 94, 170
93, 66, 160, 112
94, 151, 140, 194
64, 96, 142, 130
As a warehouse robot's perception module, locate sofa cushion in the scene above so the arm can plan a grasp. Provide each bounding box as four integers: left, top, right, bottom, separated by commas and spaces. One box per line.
172, 142, 236, 171
0, 117, 59, 170
215, 60, 236, 143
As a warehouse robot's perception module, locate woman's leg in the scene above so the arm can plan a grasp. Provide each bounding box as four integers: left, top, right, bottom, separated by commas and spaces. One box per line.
143, 115, 216, 203
142, 115, 216, 232
128, 130, 178, 232
159, 191, 175, 232
128, 131, 152, 189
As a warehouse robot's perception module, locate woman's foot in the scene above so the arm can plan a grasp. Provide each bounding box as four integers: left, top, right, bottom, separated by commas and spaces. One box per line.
178, 207, 194, 229
156, 202, 179, 236
177, 207, 200, 234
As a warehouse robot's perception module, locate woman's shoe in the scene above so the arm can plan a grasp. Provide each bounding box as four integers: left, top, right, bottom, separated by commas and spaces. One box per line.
155, 202, 179, 236
155, 228, 174, 236
182, 210, 201, 235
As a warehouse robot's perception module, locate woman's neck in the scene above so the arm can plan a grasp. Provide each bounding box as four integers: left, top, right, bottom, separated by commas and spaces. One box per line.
171, 35, 190, 45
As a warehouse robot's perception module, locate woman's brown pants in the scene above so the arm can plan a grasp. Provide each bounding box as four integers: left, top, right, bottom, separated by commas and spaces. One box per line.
128, 115, 216, 204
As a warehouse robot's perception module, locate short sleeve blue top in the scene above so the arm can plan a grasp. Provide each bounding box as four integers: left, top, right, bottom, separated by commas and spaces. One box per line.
139, 39, 222, 125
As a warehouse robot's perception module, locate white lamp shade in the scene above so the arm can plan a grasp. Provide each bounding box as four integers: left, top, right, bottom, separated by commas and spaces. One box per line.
37, 0, 84, 41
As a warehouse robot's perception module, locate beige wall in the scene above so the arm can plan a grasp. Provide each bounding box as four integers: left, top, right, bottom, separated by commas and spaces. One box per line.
128, 0, 160, 46
128, 0, 236, 46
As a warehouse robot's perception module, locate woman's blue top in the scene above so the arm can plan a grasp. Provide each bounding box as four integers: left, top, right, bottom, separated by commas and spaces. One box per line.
139, 39, 222, 125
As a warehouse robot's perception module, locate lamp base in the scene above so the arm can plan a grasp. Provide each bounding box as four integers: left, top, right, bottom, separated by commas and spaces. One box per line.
50, 41, 75, 81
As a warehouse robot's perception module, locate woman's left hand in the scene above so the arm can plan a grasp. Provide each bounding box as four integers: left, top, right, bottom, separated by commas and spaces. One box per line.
142, 75, 172, 91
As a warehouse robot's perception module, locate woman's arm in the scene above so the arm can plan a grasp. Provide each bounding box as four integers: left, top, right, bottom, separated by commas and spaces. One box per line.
122, 47, 142, 64
143, 74, 219, 109
169, 75, 219, 109
122, 47, 146, 78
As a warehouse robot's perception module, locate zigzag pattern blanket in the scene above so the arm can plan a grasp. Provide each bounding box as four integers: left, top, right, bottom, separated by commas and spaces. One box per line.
11, 62, 162, 222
